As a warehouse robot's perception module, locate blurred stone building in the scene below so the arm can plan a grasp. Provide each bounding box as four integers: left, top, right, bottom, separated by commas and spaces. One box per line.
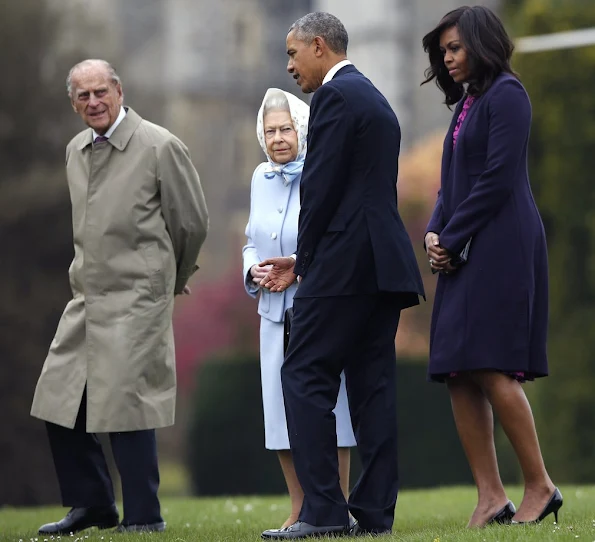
49, 0, 499, 278
315, 0, 501, 146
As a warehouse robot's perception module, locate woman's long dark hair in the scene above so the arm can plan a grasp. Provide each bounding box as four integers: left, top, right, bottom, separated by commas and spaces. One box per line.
421, 6, 517, 106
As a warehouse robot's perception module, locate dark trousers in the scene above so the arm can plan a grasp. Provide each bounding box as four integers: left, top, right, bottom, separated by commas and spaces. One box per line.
45, 391, 162, 526
281, 294, 401, 531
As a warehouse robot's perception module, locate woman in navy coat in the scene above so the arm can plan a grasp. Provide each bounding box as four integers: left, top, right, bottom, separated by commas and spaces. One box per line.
422, 6, 561, 528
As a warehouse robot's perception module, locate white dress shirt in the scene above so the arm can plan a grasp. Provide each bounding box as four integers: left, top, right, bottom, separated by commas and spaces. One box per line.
92, 105, 127, 140
322, 59, 353, 85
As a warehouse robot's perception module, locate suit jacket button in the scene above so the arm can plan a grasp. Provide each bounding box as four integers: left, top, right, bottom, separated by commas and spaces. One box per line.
271, 232, 277, 240
304, 252, 309, 257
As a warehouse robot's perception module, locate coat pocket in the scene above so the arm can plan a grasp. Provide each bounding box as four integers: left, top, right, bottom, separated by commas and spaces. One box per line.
259, 288, 271, 313
142, 242, 166, 301
326, 214, 346, 233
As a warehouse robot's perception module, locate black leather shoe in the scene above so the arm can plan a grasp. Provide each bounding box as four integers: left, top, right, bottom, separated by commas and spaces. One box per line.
38, 505, 119, 535
511, 487, 563, 524
262, 520, 348, 539
116, 521, 166, 532
486, 500, 516, 525
349, 520, 392, 537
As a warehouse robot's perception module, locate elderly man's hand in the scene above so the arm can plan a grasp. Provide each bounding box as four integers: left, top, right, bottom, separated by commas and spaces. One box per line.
259, 257, 297, 293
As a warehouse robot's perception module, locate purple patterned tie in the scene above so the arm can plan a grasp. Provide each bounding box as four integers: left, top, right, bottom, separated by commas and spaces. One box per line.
94, 135, 108, 144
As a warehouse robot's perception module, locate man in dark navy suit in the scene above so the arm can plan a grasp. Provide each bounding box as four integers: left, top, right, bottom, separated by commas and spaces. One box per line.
260, 12, 424, 539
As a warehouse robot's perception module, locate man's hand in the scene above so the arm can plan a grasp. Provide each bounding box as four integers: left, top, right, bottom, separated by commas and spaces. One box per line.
250, 263, 273, 284
182, 285, 192, 295
425, 232, 451, 272
259, 257, 297, 293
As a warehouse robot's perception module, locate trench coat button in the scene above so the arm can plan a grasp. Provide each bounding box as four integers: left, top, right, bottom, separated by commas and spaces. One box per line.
271, 232, 277, 240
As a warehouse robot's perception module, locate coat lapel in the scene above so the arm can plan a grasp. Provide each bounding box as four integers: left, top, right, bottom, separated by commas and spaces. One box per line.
454, 93, 484, 153
108, 107, 143, 151
441, 99, 464, 184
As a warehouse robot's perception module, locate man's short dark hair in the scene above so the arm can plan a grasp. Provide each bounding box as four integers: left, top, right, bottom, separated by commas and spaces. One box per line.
289, 12, 348, 55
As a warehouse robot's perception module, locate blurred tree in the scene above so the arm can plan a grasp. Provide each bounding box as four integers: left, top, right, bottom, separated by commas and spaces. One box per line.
505, 0, 595, 482
0, 0, 104, 505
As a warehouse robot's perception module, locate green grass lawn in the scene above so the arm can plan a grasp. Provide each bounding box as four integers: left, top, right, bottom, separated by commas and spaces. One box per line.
1, 486, 594, 542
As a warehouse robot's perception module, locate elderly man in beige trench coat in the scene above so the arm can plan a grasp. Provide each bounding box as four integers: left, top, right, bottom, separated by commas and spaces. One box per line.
30, 59, 208, 536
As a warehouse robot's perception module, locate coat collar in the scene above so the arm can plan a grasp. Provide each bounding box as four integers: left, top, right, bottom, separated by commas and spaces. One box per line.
76, 107, 143, 151
333, 64, 358, 79
441, 72, 517, 180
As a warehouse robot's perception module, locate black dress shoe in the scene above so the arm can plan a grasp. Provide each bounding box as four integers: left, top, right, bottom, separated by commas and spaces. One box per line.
511, 487, 563, 524
38, 505, 119, 535
349, 520, 392, 537
262, 520, 348, 539
486, 500, 516, 525
116, 521, 166, 532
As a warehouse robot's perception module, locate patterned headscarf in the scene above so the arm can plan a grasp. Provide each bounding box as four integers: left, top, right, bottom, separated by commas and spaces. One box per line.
256, 88, 309, 184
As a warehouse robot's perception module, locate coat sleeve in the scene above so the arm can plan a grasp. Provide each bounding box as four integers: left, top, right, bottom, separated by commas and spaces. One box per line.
157, 136, 209, 294
242, 167, 262, 298
426, 190, 444, 235
439, 80, 531, 254
294, 85, 355, 277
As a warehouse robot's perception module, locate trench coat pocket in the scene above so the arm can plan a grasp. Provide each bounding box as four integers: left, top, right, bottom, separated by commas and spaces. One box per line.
142, 242, 166, 301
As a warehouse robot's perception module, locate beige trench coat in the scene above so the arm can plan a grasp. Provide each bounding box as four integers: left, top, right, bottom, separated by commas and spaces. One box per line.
31, 108, 208, 432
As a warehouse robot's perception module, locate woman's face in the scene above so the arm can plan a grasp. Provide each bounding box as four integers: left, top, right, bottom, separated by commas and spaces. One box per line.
439, 25, 470, 84
263, 110, 298, 164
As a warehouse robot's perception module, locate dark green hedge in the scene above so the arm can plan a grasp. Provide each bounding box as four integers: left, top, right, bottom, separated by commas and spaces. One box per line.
185, 353, 497, 496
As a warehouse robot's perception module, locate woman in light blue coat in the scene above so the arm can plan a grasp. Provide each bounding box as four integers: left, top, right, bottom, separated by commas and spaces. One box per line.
243, 88, 356, 529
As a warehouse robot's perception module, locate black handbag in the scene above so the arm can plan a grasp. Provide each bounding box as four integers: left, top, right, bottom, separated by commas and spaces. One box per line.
283, 307, 294, 354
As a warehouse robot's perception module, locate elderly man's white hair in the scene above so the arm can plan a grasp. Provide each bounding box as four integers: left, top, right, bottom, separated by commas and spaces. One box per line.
66, 59, 122, 98
263, 90, 291, 117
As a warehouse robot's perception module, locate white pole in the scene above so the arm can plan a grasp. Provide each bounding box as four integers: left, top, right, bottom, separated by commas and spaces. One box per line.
516, 27, 595, 53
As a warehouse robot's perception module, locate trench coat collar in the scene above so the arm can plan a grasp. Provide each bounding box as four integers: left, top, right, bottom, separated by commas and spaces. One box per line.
76, 106, 142, 151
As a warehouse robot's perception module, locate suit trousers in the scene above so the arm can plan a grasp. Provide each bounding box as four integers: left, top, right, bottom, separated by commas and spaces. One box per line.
281, 293, 402, 531
45, 389, 162, 526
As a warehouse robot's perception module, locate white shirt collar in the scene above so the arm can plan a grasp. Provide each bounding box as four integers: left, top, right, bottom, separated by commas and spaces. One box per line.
92, 105, 127, 140
322, 60, 352, 85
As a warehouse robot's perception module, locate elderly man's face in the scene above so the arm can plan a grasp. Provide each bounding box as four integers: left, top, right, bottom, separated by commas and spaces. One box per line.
70, 66, 123, 135
286, 30, 323, 94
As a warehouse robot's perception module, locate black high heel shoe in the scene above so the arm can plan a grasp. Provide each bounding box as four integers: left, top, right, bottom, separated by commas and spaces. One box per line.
486, 501, 516, 525
511, 487, 563, 524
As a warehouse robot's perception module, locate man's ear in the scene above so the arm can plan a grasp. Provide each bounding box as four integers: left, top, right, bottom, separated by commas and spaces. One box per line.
116, 83, 124, 105
70, 99, 78, 113
313, 36, 326, 57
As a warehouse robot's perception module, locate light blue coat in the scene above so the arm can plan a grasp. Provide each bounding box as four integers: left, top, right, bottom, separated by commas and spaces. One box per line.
243, 162, 300, 323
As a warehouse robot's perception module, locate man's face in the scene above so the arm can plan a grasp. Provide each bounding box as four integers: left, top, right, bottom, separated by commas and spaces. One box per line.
70, 67, 123, 134
286, 30, 322, 94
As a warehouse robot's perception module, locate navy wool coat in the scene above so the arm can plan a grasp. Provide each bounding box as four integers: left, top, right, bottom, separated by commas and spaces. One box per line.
427, 73, 548, 381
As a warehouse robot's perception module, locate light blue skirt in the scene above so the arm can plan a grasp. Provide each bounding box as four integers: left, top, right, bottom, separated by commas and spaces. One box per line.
259, 317, 357, 450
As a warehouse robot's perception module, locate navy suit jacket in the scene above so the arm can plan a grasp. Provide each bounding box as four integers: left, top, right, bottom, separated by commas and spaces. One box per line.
294, 65, 424, 304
